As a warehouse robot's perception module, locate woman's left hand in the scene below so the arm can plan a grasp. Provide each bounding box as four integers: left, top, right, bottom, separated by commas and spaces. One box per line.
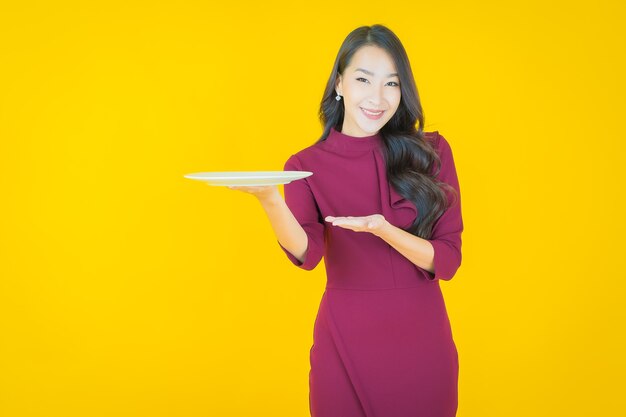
325, 214, 389, 236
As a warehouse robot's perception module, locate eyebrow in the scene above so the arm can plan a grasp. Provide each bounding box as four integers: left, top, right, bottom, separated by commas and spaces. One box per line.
354, 68, 399, 78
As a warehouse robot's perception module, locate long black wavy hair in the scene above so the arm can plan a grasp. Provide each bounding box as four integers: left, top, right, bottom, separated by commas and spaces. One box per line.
315, 24, 457, 239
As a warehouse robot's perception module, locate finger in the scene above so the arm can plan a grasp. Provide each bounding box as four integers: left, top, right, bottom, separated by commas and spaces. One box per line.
326, 216, 352, 222
228, 186, 246, 191
327, 216, 350, 222
333, 219, 363, 227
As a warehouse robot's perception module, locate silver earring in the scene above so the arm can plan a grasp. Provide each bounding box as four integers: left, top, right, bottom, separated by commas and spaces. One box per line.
335, 94, 342, 101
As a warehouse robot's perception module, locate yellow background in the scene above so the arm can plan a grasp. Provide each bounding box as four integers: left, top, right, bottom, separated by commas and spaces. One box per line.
1, 0, 624, 416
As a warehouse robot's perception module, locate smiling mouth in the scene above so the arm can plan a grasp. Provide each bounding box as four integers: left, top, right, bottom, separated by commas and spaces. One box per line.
360, 107, 385, 120
361, 107, 384, 115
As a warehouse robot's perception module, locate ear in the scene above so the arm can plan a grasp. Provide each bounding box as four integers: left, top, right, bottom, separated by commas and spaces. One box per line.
335, 74, 343, 96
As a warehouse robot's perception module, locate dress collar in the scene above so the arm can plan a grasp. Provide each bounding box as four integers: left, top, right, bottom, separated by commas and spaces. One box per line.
322, 126, 383, 152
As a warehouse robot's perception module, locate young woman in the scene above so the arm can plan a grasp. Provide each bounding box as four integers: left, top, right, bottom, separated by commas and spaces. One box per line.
229, 24, 463, 417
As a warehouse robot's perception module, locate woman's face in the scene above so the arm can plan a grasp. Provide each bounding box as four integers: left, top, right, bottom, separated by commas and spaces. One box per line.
335, 45, 401, 137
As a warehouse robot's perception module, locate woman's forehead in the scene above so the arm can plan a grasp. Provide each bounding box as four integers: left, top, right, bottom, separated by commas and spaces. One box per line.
347, 46, 397, 74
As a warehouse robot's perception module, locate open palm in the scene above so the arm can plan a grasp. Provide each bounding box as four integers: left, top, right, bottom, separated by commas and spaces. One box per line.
325, 214, 387, 234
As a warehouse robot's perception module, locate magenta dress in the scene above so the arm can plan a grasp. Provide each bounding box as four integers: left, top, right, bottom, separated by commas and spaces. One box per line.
278, 127, 463, 417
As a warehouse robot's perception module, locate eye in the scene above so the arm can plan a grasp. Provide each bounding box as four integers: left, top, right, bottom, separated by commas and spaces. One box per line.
356, 77, 369, 83
387, 81, 400, 87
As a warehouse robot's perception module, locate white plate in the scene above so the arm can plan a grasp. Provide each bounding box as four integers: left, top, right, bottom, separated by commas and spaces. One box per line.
184, 170, 313, 186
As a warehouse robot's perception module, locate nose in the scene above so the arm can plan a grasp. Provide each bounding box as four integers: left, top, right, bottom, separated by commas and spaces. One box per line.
368, 84, 383, 106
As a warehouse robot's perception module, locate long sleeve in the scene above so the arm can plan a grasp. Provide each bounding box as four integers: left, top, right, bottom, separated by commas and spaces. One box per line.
425, 133, 464, 281
277, 154, 326, 271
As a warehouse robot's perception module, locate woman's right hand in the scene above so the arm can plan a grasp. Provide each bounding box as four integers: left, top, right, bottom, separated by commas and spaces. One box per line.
227, 185, 282, 205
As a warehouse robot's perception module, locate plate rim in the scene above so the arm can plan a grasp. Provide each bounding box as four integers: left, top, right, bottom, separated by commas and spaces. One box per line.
184, 170, 313, 180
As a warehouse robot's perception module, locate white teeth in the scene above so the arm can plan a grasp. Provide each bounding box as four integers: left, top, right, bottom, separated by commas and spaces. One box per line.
362, 108, 383, 115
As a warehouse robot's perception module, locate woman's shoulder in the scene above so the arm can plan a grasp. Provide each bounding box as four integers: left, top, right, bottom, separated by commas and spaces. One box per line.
424, 130, 453, 156
282, 140, 327, 170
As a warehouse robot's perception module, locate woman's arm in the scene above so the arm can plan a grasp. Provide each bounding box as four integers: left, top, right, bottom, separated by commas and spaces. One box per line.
227, 185, 308, 263
228, 154, 325, 271
375, 221, 435, 273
